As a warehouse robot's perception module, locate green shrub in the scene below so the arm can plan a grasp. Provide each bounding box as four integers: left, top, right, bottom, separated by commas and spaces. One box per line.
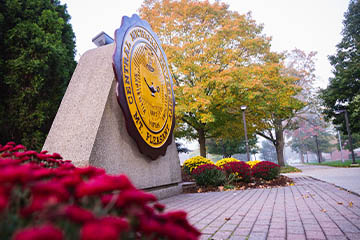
252, 161, 280, 180
183, 156, 214, 174
215, 157, 239, 168
191, 164, 226, 187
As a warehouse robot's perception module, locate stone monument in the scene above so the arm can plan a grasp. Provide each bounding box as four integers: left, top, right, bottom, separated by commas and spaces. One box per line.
43, 15, 182, 199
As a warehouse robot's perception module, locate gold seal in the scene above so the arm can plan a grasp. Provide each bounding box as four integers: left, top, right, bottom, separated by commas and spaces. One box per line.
121, 26, 174, 148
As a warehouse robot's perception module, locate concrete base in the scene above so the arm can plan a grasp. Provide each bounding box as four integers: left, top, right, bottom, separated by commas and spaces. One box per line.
43, 43, 182, 194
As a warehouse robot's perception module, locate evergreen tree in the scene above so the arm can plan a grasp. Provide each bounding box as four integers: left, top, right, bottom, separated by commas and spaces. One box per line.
321, 0, 360, 134
0, 0, 76, 150
207, 136, 258, 158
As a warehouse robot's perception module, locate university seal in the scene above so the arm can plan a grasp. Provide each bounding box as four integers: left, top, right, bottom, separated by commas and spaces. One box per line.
113, 14, 175, 160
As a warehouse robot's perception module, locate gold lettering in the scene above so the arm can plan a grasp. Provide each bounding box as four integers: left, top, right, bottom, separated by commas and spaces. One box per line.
126, 86, 131, 95
128, 96, 133, 104
124, 74, 130, 84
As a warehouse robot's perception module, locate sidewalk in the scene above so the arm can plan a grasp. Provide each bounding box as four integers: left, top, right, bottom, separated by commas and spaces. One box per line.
284, 164, 360, 195
160, 177, 360, 240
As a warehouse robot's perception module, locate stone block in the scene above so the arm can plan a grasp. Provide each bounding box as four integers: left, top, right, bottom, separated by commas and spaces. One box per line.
43, 43, 182, 198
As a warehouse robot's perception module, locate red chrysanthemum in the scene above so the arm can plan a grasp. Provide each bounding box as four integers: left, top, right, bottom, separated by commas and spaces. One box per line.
13, 224, 63, 240
80, 217, 128, 240
76, 175, 134, 197
64, 205, 95, 224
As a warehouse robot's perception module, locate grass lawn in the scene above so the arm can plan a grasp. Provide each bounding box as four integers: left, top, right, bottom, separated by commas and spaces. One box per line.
306, 159, 360, 167
280, 165, 302, 173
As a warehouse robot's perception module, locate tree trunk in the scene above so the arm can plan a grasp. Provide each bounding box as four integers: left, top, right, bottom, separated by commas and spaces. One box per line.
300, 151, 304, 163
306, 152, 309, 163
275, 142, 285, 166
198, 129, 206, 158
274, 122, 285, 167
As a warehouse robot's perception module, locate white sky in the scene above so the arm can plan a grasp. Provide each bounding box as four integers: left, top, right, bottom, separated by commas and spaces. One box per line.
61, 0, 349, 89
59, 0, 350, 154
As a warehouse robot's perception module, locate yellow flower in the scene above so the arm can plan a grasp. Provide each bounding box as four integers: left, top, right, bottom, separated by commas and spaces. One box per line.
215, 158, 240, 168
183, 156, 214, 173
246, 160, 261, 168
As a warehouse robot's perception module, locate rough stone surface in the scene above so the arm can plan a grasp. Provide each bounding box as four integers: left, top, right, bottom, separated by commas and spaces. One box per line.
160, 177, 360, 240
43, 43, 182, 194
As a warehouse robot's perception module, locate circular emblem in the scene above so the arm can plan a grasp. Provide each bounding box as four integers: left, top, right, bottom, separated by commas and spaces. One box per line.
113, 15, 175, 159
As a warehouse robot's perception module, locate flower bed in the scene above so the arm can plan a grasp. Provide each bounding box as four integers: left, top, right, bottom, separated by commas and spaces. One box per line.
183, 156, 214, 174
0, 142, 201, 240
252, 161, 280, 180
222, 161, 252, 182
215, 157, 239, 168
182, 156, 290, 192
246, 160, 261, 168
191, 164, 226, 187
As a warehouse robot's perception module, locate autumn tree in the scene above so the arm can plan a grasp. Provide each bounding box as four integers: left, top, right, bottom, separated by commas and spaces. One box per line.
288, 116, 336, 163
221, 49, 312, 166
140, 0, 276, 157
0, 0, 76, 150
320, 0, 360, 134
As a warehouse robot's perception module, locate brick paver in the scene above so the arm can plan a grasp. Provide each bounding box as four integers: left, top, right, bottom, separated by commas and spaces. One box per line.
160, 177, 360, 240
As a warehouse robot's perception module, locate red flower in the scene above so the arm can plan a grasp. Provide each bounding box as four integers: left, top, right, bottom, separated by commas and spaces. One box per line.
0, 144, 13, 152
13, 152, 27, 158
139, 217, 162, 234
1, 153, 12, 158
0, 186, 10, 212
80, 217, 128, 240
0, 165, 32, 184
59, 174, 82, 188
0, 158, 22, 167
115, 189, 157, 207
64, 205, 95, 224
12, 144, 26, 151
76, 175, 134, 197
191, 164, 222, 175
75, 166, 105, 178
32, 168, 54, 180
13, 224, 63, 240
36, 153, 53, 160
51, 153, 63, 159
154, 203, 165, 212
100, 216, 129, 231
21, 181, 70, 216
23, 150, 38, 156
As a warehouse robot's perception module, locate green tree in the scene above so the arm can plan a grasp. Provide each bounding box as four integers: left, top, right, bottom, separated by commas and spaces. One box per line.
0, 0, 76, 150
207, 136, 258, 158
140, 0, 275, 157
338, 131, 360, 151
320, 0, 360, 134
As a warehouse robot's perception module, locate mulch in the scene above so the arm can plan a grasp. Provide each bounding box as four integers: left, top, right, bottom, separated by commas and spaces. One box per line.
182, 169, 294, 193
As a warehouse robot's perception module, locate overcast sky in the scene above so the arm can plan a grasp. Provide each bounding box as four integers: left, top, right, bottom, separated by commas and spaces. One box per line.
61, 0, 349, 89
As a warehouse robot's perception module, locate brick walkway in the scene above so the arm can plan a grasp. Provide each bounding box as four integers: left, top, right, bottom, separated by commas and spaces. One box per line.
160, 177, 360, 240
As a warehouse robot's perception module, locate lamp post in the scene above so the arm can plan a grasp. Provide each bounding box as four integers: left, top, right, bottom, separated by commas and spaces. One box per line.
335, 109, 356, 164
241, 105, 250, 162
337, 130, 344, 163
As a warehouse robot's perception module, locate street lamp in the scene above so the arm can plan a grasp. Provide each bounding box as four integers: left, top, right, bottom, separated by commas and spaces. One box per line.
337, 130, 344, 163
241, 105, 250, 162
335, 109, 356, 165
